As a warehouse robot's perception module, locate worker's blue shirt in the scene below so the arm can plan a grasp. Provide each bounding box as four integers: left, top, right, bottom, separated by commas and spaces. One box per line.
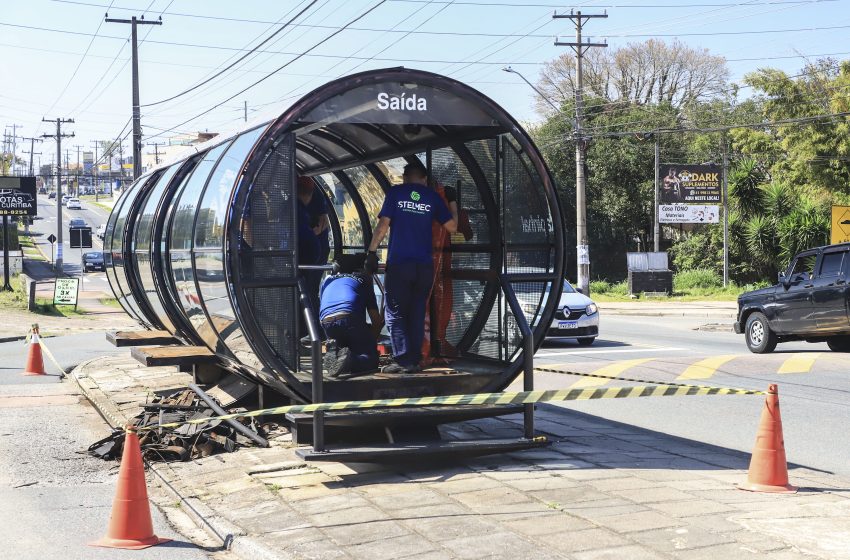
305, 187, 330, 252
298, 201, 320, 265
319, 274, 378, 321
378, 183, 452, 265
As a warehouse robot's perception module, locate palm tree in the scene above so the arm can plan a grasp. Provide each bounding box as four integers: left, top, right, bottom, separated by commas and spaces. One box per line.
729, 158, 766, 219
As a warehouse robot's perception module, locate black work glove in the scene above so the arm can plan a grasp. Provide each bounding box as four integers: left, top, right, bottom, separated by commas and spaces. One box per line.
365, 251, 379, 274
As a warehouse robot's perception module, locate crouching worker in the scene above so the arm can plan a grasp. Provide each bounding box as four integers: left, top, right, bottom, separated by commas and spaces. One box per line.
321, 253, 383, 378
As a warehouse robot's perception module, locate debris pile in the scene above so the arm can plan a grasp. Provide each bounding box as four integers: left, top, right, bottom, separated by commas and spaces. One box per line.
88, 388, 269, 462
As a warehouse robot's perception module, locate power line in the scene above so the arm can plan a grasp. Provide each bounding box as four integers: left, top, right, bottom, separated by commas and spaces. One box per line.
7, 17, 850, 41
143, 0, 390, 142
141, 0, 321, 108
47, 0, 838, 19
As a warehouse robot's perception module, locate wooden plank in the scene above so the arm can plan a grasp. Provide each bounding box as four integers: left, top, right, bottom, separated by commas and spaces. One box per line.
130, 345, 218, 367
107, 330, 178, 347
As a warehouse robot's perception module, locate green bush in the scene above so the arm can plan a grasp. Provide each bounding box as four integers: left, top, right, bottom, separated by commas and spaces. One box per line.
674, 269, 722, 291
590, 280, 612, 293
609, 280, 629, 295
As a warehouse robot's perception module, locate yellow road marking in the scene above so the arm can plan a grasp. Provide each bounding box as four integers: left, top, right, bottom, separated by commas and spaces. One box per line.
677, 355, 738, 380
777, 353, 820, 374
569, 358, 656, 388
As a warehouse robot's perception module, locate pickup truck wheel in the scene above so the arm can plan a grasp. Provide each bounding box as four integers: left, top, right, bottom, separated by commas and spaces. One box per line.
826, 336, 850, 352
745, 312, 777, 354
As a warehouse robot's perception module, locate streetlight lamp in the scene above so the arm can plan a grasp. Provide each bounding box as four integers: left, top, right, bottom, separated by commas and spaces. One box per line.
503, 66, 588, 293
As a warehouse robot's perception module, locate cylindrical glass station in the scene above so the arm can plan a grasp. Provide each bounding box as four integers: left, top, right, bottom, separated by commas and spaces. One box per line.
105, 68, 565, 403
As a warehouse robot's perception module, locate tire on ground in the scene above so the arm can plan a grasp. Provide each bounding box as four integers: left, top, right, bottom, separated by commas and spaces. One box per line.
826, 336, 850, 352
745, 312, 777, 354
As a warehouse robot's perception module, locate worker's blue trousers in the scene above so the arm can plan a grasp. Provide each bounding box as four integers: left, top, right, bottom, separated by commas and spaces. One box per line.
322, 315, 378, 373
384, 261, 434, 367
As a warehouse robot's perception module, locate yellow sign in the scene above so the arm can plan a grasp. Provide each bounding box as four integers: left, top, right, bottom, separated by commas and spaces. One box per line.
831, 206, 850, 244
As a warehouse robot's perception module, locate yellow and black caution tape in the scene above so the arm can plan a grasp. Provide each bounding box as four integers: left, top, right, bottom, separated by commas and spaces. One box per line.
142, 384, 765, 432
534, 366, 755, 393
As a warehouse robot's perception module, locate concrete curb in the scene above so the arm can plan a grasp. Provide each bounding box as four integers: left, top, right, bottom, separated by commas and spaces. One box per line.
68, 359, 290, 560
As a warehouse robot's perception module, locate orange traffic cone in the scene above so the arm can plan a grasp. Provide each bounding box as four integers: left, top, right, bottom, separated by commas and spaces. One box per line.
21, 329, 47, 376
739, 384, 797, 493
90, 427, 171, 550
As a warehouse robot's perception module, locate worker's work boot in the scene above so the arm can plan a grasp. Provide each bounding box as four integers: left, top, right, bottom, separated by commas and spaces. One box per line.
325, 347, 352, 378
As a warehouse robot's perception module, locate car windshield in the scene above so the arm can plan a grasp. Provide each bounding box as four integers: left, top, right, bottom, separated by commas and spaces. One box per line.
84, 252, 103, 259
562, 280, 576, 294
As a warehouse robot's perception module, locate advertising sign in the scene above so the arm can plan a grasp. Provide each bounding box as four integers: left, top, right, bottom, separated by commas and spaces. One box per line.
659, 164, 722, 204
831, 205, 850, 245
53, 278, 79, 306
659, 204, 720, 224
0, 176, 37, 216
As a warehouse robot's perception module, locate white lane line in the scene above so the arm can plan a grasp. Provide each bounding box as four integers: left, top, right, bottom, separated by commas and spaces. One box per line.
536, 347, 684, 357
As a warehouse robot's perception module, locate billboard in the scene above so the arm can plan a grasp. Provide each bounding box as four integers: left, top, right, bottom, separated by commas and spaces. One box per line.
0, 176, 37, 216
659, 204, 720, 224
659, 164, 722, 204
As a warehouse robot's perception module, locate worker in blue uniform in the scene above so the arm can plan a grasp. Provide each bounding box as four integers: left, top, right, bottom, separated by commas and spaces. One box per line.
366, 161, 458, 373
320, 254, 382, 377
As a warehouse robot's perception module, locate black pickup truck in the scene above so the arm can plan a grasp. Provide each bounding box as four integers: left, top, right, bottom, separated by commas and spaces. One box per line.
735, 243, 850, 353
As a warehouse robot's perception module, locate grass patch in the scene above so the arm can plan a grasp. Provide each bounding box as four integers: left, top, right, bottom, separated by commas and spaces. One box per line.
18, 233, 46, 261
588, 272, 771, 302
0, 275, 88, 316
98, 297, 121, 308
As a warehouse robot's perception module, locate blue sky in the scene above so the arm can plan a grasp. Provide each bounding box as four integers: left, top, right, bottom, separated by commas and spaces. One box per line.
1, 0, 849, 164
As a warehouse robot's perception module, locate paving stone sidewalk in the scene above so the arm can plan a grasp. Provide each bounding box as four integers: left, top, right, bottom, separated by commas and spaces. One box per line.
73, 354, 850, 560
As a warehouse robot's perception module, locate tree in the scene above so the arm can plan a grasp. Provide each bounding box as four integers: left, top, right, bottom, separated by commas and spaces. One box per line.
535, 39, 729, 116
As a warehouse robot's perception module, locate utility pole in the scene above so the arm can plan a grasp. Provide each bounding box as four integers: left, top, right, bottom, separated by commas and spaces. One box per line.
74, 144, 82, 196
722, 133, 729, 287
7, 124, 21, 175
91, 140, 100, 201
147, 141, 165, 166
555, 10, 607, 296
653, 136, 660, 252
117, 138, 124, 192
105, 14, 162, 180
22, 136, 43, 175
42, 118, 74, 274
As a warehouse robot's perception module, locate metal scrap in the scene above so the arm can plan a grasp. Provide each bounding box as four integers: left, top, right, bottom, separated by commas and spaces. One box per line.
88, 388, 269, 463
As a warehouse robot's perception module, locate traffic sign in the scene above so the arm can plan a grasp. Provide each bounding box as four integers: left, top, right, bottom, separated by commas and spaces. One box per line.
53, 278, 79, 306
830, 206, 850, 244
47, 233, 56, 244
69, 227, 92, 249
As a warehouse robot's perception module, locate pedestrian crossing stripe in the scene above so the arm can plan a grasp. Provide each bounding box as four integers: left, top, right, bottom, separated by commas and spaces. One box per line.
140, 384, 766, 432
777, 353, 820, 374
569, 358, 656, 389
677, 355, 738, 380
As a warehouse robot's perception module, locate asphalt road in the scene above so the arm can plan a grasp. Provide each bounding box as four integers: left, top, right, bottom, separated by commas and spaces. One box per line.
0, 334, 220, 559
30, 195, 112, 294
527, 314, 850, 478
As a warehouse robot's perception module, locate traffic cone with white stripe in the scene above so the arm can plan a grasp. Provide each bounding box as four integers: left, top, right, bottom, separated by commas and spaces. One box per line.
21, 327, 47, 376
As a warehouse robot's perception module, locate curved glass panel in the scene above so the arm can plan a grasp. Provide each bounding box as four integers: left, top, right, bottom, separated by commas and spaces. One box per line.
194, 126, 264, 351
133, 163, 182, 332
315, 172, 363, 252
104, 181, 141, 321
109, 175, 152, 324
169, 141, 232, 341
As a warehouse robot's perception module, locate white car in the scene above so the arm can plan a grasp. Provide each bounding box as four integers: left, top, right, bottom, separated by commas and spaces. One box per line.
61, 194, 69, 206
545, 280, 599, 345
96, 224, 106, 239
66, 197, 81, 209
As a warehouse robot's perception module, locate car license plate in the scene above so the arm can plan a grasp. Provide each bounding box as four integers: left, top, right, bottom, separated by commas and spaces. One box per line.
558, 321, 578, 329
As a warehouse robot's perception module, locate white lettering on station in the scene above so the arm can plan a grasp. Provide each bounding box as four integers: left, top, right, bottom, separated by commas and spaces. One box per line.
377, 92, 428, 111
